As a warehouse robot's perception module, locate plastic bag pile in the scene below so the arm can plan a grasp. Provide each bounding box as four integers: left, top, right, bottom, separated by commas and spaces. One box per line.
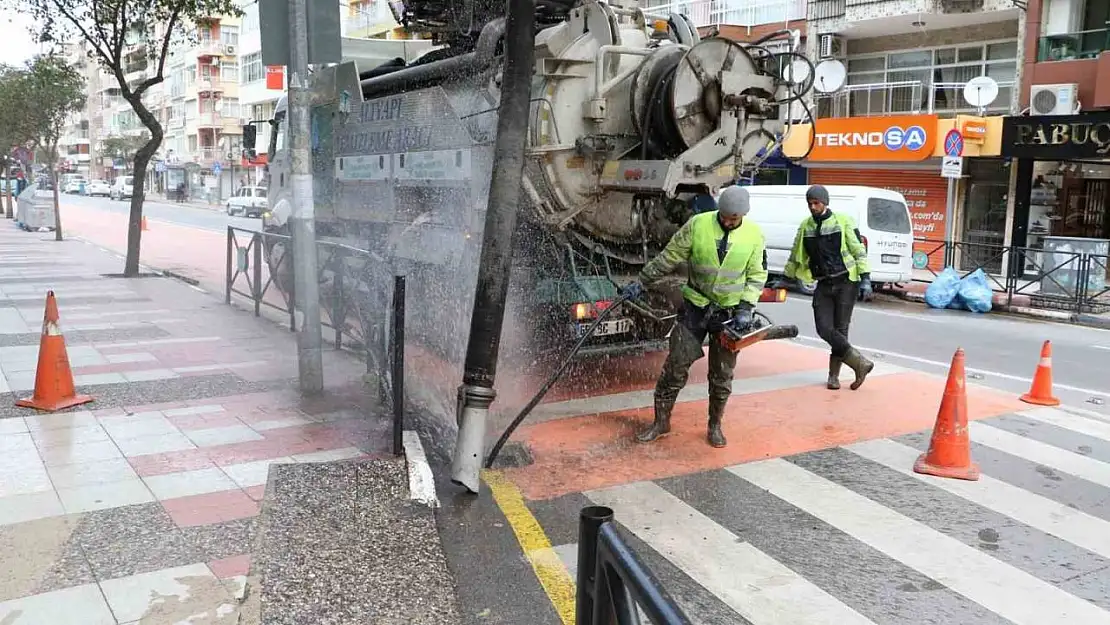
924, 267, 994, 313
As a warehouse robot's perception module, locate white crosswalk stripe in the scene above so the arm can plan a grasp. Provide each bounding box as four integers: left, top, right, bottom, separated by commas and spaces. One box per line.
540, 409, 1110, 625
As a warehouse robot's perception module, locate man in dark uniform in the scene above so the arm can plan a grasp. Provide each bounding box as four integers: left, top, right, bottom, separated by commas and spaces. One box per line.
780, 184, 874, 390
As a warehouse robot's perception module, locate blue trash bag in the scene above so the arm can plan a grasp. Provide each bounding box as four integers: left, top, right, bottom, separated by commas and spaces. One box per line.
924, 266, 961, 309
956, 268, 993, 314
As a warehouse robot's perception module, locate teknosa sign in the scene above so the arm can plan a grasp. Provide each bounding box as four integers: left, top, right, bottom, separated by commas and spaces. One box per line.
807, 115, 938, 161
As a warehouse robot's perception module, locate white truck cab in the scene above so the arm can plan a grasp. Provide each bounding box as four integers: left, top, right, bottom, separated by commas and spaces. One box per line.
730, 184, 915, 289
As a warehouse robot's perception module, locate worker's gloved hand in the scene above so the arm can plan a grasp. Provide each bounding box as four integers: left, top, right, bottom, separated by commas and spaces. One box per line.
772, 277, 798, 291
619, 281, 644, 300
731, 304, 754, 332
858, 274, 874, 302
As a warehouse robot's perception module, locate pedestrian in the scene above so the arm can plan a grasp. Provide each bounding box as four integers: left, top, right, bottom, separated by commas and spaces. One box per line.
779, 184, 874, 391
620, 186, 768, 448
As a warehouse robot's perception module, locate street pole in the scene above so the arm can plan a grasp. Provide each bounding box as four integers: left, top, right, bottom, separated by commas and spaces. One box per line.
287, 0, 324, 394
450, 0, 537, 494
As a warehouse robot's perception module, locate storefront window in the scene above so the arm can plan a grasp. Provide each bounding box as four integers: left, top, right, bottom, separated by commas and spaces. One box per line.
821, 40, 1017, 118
1021, 161, 1110, 286
751, 168, 789, 185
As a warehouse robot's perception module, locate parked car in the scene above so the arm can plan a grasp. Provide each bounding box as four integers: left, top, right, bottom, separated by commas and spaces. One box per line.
109, 176, 134, 201
226, 186, 267, 218
84, 179, 110, 197
62, 177, 86, 194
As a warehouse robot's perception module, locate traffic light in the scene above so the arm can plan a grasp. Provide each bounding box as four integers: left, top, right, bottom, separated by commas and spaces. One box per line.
242, 123, 257, 150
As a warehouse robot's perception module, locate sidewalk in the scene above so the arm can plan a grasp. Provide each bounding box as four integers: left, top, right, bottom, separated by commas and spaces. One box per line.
0, 224, 438, 623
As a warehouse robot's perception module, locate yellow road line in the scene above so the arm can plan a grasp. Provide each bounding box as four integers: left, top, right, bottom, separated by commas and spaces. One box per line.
484, 469, 577, 625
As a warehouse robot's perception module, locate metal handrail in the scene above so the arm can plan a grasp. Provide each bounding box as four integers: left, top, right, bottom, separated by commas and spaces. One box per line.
576, 506, 692, 625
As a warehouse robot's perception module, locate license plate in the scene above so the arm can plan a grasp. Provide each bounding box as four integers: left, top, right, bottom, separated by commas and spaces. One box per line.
580, 318, 634, 338
881, 254, 900, 264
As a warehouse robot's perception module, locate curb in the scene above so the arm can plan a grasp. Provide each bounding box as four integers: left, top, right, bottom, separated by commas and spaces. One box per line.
403, 430, 439, 508
888, 288, 1107, 328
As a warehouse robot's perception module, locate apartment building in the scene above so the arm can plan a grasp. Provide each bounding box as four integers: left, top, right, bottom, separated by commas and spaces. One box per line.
997, 0, 1110, 280
57, 43, 93, 179
156, 16, 244, 202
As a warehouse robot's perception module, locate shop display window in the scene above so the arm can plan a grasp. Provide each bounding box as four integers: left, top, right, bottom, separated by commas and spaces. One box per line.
1022, 161, 1110, 291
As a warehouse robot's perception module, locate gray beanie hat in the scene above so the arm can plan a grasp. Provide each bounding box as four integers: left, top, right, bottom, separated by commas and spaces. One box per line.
805, 184, 830, 205
717, 186, 751, 218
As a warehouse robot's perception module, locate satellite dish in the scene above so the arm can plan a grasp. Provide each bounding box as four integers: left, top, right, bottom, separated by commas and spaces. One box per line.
813, 59, 847, 94
963, 76, 999, 109
781, 59, 811, 86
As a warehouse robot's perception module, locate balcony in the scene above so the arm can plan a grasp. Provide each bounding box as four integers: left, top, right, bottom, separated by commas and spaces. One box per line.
815, 79, 1014, 117
192, 147, 225, 167
195, 39, 233, 57
195, 79, 225, 95
641, 0, 806, 26
1038, 28, 1110, 62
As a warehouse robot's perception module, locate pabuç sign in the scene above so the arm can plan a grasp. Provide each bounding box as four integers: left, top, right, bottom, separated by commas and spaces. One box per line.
1000, 111, 1110, 159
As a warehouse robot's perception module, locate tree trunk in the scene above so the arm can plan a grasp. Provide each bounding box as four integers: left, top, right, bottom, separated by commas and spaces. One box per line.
50, 165, 62, 241
123, 94, 165, 278
1, 158, 12, 219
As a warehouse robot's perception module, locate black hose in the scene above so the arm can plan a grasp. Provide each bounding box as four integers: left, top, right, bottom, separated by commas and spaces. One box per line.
484, 292, 633, 469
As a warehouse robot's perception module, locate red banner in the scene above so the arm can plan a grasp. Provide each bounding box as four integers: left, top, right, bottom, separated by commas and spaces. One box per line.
265, 66, 284, 90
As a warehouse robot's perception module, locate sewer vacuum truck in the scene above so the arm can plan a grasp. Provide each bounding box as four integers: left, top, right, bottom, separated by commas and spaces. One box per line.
248, 0, 815, 381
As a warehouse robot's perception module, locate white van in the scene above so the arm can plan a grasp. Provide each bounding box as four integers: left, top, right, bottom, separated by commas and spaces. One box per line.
729, 185, 915, 288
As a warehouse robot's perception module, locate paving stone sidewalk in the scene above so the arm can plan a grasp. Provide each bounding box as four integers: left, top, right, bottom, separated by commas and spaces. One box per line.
0, 222, 393, 624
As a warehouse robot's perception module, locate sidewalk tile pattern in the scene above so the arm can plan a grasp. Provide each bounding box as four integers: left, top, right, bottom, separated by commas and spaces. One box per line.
0, 226, 389, 623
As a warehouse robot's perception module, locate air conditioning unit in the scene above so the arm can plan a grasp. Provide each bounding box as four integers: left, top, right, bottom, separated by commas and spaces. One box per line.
224, 45, 236, 55
818, 34, 844, 59
1029, 83, 1079, 115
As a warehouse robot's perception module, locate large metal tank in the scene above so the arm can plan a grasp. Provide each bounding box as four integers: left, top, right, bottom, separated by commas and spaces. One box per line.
258, 0, 812, 431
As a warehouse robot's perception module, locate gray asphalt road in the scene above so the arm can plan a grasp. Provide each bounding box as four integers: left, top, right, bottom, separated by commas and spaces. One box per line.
765, 292, 1110, 416
61, 191, 262, 233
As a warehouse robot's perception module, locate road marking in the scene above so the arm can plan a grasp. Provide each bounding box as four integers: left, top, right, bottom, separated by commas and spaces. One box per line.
729, 458, 1110, 625
586, 480, 876, 625
794, 334, 1110, 399
969, 422, 1110, 489
1019, 406, 1110, 442
484, 470, 576, 625
848, 438, 1110, 560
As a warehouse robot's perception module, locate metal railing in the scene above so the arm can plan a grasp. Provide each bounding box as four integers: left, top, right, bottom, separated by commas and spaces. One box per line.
641, 0, 806, 26
225, 225, 400, 376
913, 237, 1110, 315
577, 506, 692, 625
815, 79, 1014, 118
1037, 28, 1110, 61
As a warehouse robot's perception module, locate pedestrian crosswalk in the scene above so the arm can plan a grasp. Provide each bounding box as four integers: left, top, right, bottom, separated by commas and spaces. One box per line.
522, 406, 1110, 625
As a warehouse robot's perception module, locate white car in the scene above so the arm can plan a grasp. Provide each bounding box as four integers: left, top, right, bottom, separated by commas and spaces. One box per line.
63, 179, 86, 194
110, 175, 134, 201
84, 179, 110, 197
226, 186, 267, 218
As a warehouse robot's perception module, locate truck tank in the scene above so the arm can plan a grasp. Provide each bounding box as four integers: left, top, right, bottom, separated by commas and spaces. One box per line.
256, 0, 815, 416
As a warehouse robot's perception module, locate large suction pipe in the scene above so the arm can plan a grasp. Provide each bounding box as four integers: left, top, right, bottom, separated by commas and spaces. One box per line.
359, 18, 507, 98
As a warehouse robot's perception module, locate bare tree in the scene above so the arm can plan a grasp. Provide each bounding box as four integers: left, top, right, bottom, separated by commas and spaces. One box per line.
7, 54, 86, 241
8, 0, 240, 274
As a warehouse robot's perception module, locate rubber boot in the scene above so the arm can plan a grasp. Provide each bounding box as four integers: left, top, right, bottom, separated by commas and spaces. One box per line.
636, 399, 673, 443
842, 347, 875, 390
827, 355, 842, 390
707, 400, 727, 448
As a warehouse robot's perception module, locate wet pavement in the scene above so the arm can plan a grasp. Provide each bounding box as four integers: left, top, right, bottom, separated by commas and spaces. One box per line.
59, 193, 1110, 624
0, 223, 406, 623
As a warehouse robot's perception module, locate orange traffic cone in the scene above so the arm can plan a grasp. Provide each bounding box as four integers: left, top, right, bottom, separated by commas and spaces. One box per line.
913, 348, 980, 481
140, 216, 149, 231
16, 291, 94, 412
1020, 340, 1060, 407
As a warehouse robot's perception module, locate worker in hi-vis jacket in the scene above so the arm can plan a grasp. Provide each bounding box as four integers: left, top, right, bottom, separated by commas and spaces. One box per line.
619, 186, 768, 448
778, 184, 874, 391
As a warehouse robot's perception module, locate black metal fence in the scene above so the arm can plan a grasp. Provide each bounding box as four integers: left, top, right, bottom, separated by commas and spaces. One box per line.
224, 225, 405, 410
576, 506, 692, 625
913, 237, 1110, 315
